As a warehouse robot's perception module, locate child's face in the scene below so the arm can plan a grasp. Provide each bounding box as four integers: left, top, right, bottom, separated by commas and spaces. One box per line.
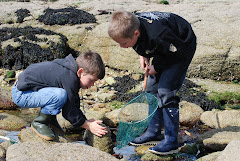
77, 68, 98, 89
113, 30, 140, 48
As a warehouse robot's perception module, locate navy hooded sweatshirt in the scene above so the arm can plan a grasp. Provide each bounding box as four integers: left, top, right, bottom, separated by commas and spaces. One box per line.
133, 12, 197, 72
17, 54, 87, 127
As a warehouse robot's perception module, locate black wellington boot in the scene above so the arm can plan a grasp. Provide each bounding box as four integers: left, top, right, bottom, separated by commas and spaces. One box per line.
31, 111, 55, 141
130, 107, 164, 146
149, 108, 179, 155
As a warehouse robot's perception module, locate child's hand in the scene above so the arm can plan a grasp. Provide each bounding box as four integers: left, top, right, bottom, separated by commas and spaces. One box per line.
139, 56, 149, 70
81, 119, 108, 137
147, 65, 157, 75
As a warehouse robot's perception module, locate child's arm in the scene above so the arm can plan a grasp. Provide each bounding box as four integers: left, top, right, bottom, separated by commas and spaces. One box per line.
140, 56, 157, 75
81, 119, 108, 137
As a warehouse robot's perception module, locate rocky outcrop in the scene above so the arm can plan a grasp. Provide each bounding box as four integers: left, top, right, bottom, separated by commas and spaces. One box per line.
6, 142, 119, 161
0, 0, 239, 81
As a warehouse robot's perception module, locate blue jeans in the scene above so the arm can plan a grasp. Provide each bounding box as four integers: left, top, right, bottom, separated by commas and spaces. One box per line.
12, 85, 67, 115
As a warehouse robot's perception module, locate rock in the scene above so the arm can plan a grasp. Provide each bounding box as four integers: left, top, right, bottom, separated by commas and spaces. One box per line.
200, 110, 240, 129
0, 145, 6, 160
57, 109, 106, 132
92, 103, 112, 113
197, 126, 240, 151
104, 108, 121, 127
15, 8, 30, 23
197, 151, 221, 161
93, 103, 106, 109
56, 112, 74, 131
179, 101, 204, 126
18, 127, 69, 143
0, 0, 239, 80
0, 130, 8, 137
38, 7, 96, 25
216, 140, 240, 161
104, 76, 116, 85
0, 113, 27, 131
135, 145, 153, 155
118, 103, 149, 123
189, 78, 240, 93
131, 73, 142, 81
141, 152, 173, 161
0, 88, 18, 110
0, 27, 74, 70
85, 110, 106, 120
179, 143, 198, 155
96, 92, 117, 103
6, 142, 119, 161
84, 123, 114, 154
0, 141, 11, 151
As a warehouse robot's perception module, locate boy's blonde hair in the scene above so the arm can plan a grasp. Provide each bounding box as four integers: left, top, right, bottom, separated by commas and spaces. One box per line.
108, 11, 140, 39
76, 51, 105, 79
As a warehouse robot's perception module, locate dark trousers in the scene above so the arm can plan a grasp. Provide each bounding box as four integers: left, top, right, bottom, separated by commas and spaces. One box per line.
146, 42, 196, 109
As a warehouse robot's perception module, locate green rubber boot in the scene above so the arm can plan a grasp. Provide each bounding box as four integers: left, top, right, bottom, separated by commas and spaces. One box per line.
49, 115, 65, 134
31, 111, 55, 141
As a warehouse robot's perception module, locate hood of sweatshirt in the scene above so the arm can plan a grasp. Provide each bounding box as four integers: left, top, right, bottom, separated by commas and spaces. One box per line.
53, 54, 78, 73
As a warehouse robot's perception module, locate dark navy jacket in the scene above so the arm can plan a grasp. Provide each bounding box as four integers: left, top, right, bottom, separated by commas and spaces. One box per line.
133, 12, 197, 72
17, 54, 87, 127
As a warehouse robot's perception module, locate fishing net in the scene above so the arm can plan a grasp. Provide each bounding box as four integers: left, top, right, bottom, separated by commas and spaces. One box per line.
116, 91, 158, 149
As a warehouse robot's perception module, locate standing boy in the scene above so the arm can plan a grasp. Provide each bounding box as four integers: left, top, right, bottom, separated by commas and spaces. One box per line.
108, 11, 196, 155
12, 51, 108, 140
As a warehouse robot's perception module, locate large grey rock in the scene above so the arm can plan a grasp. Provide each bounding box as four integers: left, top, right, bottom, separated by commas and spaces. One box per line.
6, 142, 119, 161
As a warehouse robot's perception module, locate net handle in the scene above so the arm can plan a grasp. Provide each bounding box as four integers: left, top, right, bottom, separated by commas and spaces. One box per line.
143, 67, 149, 91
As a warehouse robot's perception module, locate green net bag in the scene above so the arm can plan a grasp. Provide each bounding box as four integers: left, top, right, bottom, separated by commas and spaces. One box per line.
116, 91, 158, 149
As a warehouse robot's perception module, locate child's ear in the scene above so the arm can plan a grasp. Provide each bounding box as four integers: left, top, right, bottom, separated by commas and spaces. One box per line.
77, 68, 84, 78
134, 29, 140, 37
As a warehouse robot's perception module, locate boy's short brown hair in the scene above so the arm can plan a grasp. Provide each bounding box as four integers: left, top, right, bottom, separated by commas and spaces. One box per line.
108, 11, 140, 39
76, 51, 105, 79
